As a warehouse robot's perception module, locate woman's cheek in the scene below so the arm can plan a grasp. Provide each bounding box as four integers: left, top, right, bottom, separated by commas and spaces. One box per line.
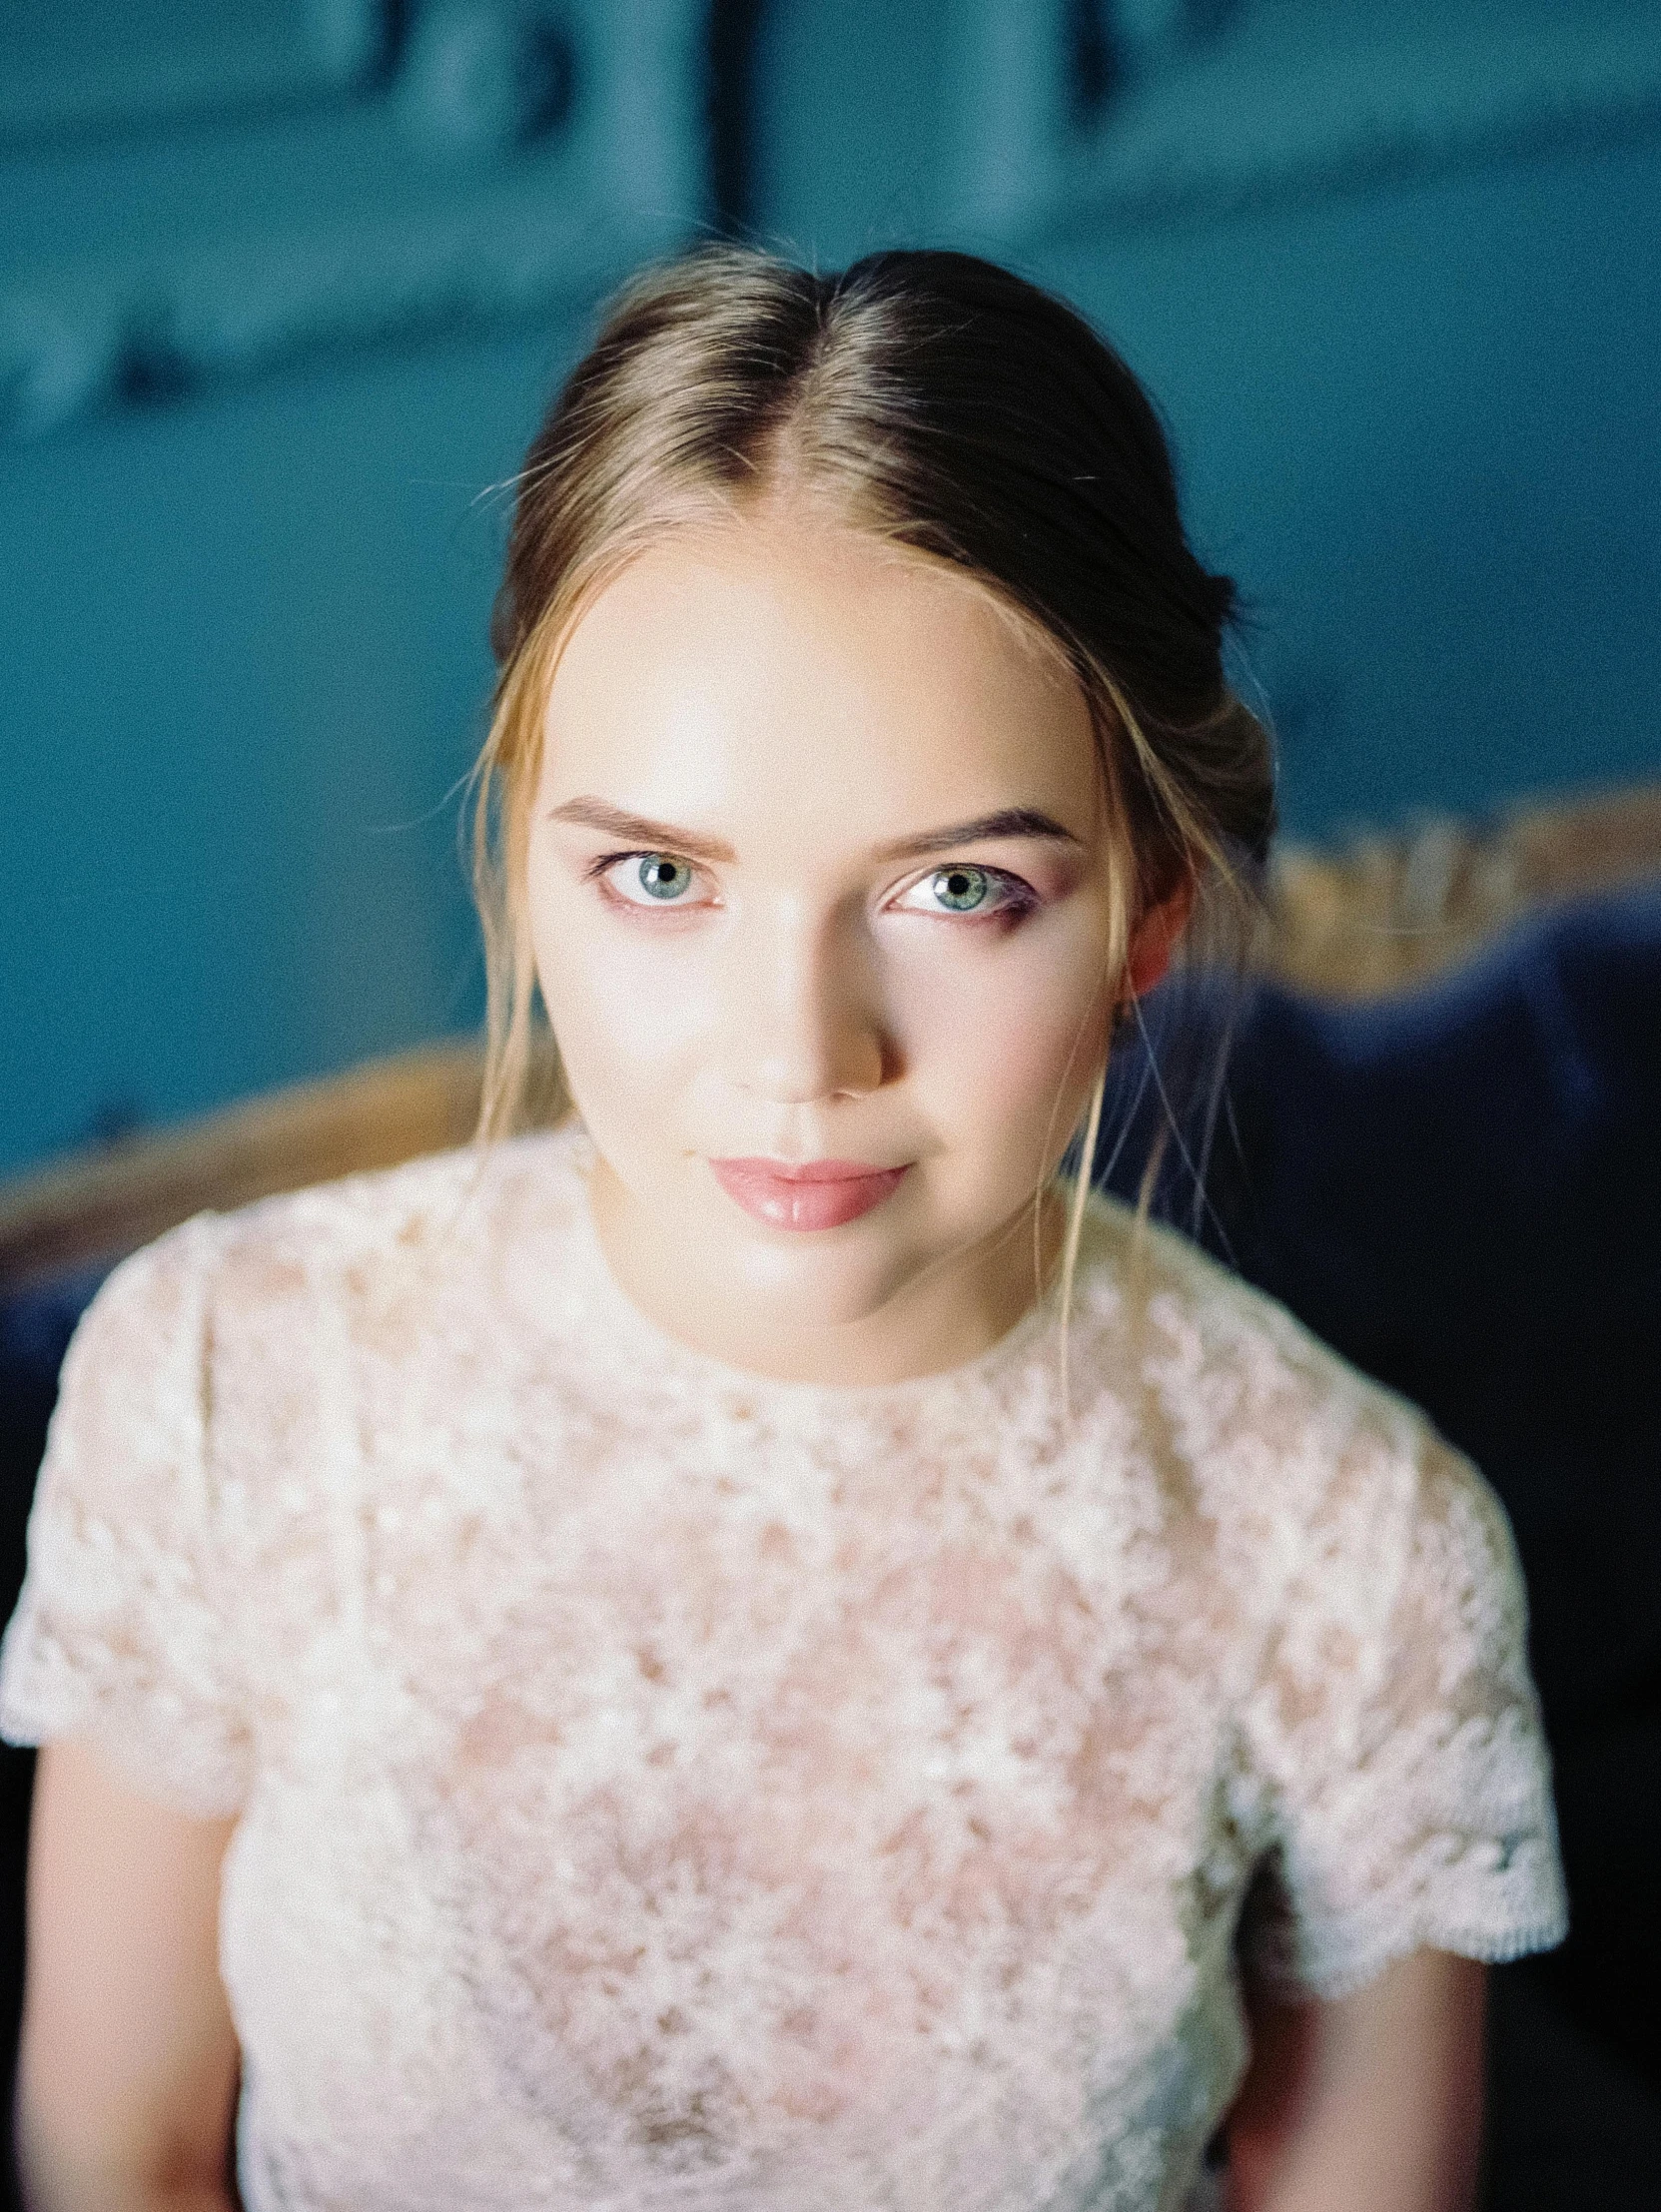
895, 926, 1113, 1163
531, 892, 713, 1113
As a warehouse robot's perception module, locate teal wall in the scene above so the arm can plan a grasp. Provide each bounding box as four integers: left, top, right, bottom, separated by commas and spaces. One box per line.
3, 2, 1660, 1173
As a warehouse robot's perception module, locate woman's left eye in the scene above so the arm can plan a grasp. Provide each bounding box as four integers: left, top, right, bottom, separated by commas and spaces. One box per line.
599, 853, 701, 907
893, 865, 1034, 920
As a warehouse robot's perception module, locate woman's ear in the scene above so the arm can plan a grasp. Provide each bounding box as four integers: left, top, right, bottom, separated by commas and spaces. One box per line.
1123, 871, 1197, 1003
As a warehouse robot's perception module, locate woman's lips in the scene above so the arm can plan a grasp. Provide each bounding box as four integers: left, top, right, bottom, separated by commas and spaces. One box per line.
709, 1156, 911, 1231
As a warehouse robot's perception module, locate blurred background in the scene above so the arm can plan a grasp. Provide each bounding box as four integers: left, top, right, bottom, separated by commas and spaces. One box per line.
3, 0, 1659, 1176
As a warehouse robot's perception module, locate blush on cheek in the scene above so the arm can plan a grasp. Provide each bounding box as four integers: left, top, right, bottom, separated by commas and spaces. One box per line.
534, 881, 709, 1059
527, 922, 697, 1163
579, 958, 712, 1073
898, 940, 1113, 1170
986, 1008, 1109, 1175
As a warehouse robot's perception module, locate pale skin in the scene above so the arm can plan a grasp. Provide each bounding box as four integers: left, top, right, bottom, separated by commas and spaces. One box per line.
18, 503, 1486, 2209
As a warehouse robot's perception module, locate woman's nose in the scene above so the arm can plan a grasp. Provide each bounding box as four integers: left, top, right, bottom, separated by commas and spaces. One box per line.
723, 906, 890, 1106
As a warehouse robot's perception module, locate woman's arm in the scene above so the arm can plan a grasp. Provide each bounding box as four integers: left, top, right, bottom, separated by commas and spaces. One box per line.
15, 1738, 242, 2212
1225, 1949, 1488, 2212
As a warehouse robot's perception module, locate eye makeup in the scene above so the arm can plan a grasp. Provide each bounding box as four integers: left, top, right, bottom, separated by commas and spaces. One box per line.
583, 847, 1048, 926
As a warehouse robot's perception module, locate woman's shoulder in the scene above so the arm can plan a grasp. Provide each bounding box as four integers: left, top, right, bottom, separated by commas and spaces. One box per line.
33, 1121, 597, 1562
0, 1130, 601, 1813
1069, 1185, 1415, 1421
43, 1127, 598, 1472
1065, 1187, 1480, 1538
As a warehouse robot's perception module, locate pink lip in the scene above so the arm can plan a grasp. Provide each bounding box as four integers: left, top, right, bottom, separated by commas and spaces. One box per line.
709, 1156, 911, 1231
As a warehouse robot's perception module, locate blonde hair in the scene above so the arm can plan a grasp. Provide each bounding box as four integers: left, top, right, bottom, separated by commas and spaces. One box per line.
471, 247, 1275, 1336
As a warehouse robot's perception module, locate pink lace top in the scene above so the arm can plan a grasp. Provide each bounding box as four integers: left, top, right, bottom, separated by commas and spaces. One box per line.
0, 1125, 1566, 2212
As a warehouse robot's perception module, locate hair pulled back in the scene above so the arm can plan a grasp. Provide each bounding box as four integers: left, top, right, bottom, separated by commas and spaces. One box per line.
474, 246, 1274, 1143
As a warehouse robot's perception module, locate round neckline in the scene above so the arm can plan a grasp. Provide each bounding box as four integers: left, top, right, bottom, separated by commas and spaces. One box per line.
550, 1128, 1064, 1410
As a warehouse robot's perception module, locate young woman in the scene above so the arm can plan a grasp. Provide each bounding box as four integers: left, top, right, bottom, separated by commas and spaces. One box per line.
3, 249, 1565, 2212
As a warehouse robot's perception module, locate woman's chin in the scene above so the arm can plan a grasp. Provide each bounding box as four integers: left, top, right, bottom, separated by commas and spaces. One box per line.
718, 1221, 933, 1331
589, 1149, 1007, 1371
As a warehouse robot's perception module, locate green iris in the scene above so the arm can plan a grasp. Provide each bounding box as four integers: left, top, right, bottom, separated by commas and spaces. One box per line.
638, 855, 693, 901
932, 865, 989, 912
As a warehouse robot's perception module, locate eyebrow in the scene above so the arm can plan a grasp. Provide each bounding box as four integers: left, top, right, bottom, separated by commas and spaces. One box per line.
873, 808, 1082, 861
545, 798, 737, 862
545, 798, 1081, 864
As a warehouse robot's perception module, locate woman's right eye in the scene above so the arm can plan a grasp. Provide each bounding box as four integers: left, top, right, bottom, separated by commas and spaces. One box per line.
597, 853, 701, 907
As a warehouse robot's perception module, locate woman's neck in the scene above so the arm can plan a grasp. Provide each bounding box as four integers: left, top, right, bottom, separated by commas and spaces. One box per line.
584, 1158, 1070, 1389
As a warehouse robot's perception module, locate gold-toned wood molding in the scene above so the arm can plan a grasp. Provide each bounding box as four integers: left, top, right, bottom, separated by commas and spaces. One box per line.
1264, 780, 1661, 1001
0, 1041, 487, 1290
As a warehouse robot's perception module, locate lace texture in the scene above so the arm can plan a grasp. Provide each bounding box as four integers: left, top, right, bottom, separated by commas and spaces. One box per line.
0, 1128, 1567, 2212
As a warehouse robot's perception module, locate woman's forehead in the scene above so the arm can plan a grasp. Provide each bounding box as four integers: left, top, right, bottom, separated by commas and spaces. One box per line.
538, 513, 1103, 844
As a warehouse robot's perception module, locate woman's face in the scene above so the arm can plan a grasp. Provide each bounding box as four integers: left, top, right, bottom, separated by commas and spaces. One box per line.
527, 504, 1172, 1384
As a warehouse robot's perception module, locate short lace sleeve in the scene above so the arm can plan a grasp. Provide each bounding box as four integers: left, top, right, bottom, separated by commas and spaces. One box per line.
0, 1217, 252, 1816
1238, 1406, 1568, 2000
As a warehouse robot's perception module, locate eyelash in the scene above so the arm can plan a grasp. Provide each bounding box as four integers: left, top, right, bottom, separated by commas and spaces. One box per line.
899, 866, 1039, 925
586, 852, 705, 909
587, 851, 1042, 926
